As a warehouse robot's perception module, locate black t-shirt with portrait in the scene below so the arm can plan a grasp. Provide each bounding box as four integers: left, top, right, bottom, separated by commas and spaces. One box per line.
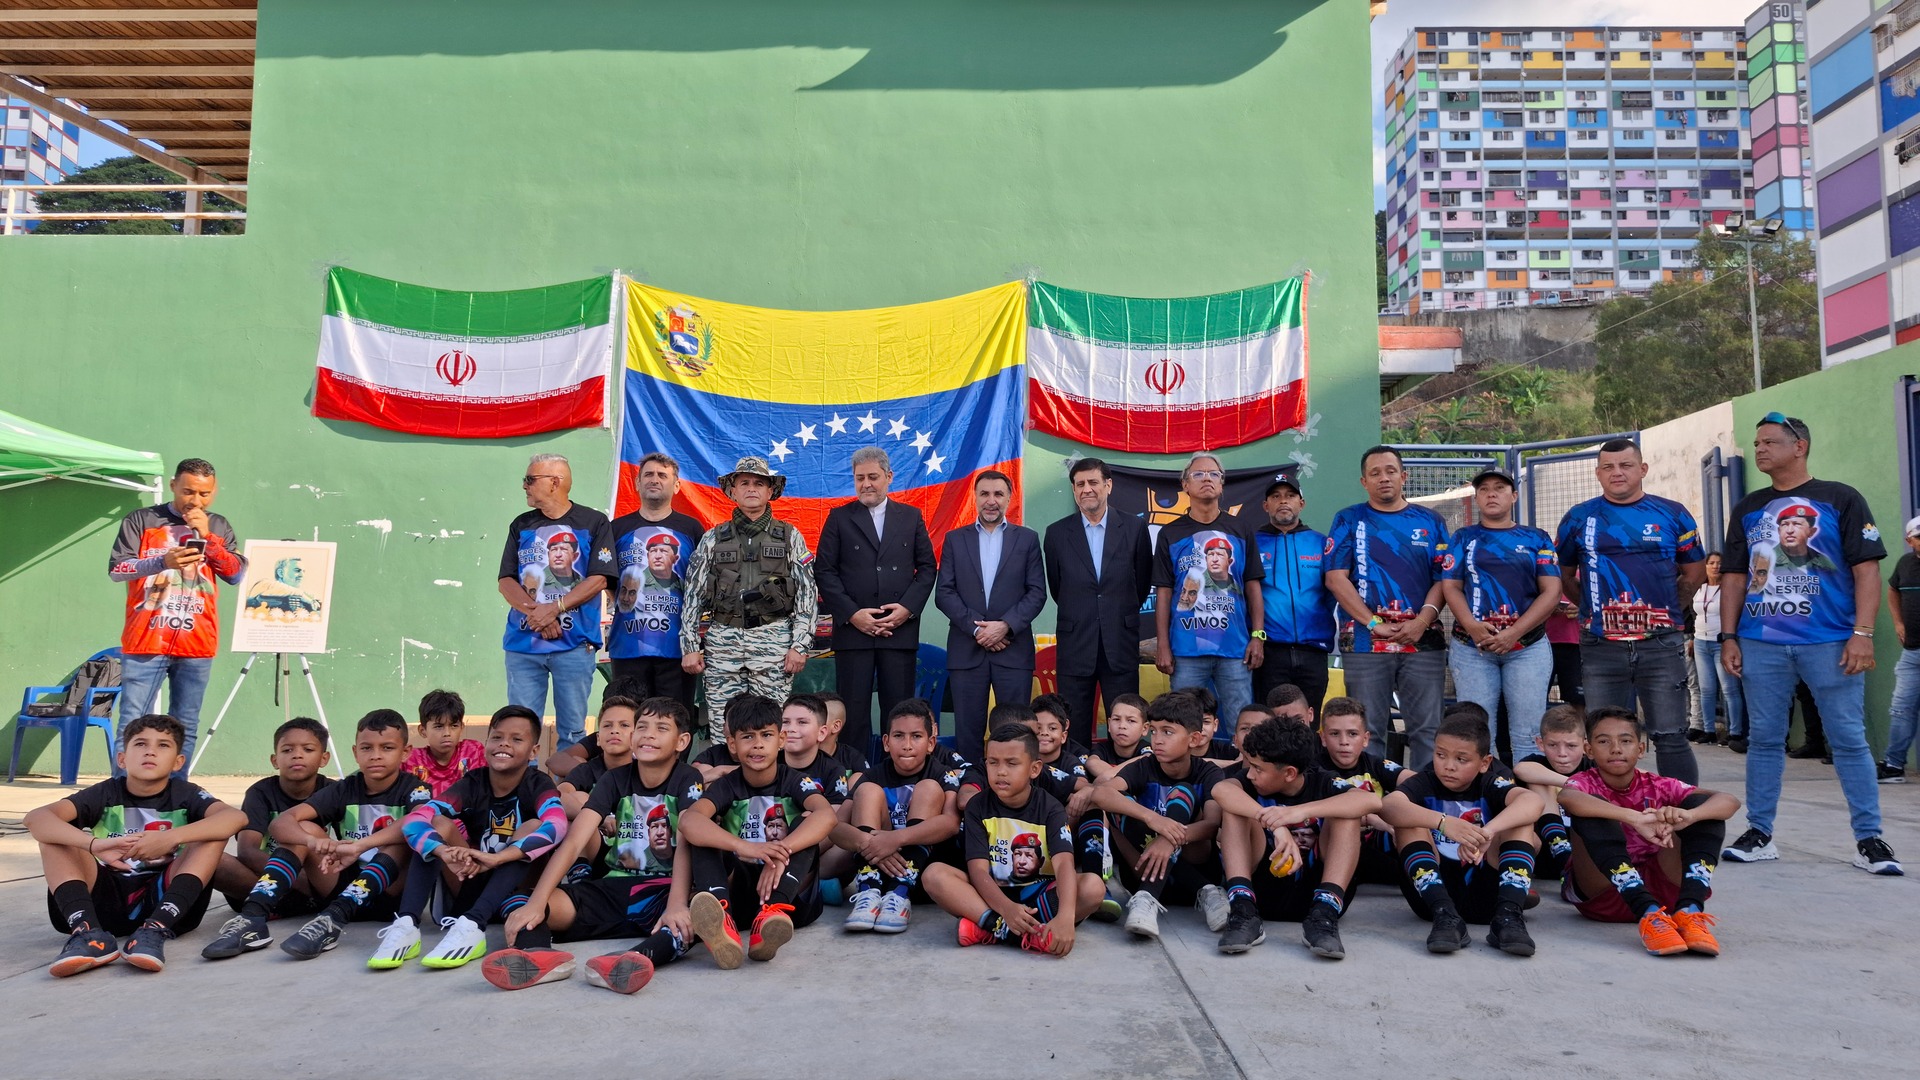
693, 743, 849, 804
67, 777, 218, 880
1093, 740, 1148, 768
962, 786, 1073, 886
1517, 751, 1594, 779
1033, 741, 1092, 805
304, 770, 435, 842
856, 753, 968, 830
1394, 761, 1525, 863
582, 760, 707, 879
1224, 763, 1353, 868
240, 774, 337, 849
697, 763, 827, 843
1112, 754, 1226, 842
432, 767, 561, 855
1316, 747, 1403, 797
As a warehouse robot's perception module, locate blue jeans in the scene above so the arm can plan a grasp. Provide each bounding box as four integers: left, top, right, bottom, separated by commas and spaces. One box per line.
504, 645, 597, 751
118, 653, 214, 777
1171, 654, 1254, 740
1694, 638, 1745, 737
1448, 637, 1553, 760
1884, 647, 1920, 769
1341, 648, 1448, 769
1739, 638, 1882, 841
1581, 633, 1696, 784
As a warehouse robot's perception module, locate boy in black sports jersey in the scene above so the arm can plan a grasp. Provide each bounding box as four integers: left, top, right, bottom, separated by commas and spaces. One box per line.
1212, 719, 1381, 958
815, 691, 871, 775
483, 697, 706, 992
1381, 712, 1544, 956
1183, 687, 1239, 763
677, 695, 838, 968
1316, 697, 1404, 886
400, 705, 569, 970
1090, 692, 1150, 778
203, 710, 432, 963
835, 698, 964, 934
923, 724, 1105, 955
1509, 704, 1590, 880
1021, 697, 1108, 883
1090, 691, 1226, 940
782, 694, 857, 806
558, 696, 641, 817
214, 716, 335, 911
30, 713, 246, 976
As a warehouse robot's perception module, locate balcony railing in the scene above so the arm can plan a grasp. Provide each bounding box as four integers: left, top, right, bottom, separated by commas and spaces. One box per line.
2, 184, 247, 236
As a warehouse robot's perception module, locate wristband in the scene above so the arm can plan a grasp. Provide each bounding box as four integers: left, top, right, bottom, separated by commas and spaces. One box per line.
1854, 629, 1874, 639
1435, 813, 1446, 832
1717, 632, 1737, 643
1422, 603, 1440, 615
1368, 616, 1384, 628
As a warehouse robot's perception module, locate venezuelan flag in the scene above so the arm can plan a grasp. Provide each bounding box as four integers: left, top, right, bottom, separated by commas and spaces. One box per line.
618, 280, 1027, 550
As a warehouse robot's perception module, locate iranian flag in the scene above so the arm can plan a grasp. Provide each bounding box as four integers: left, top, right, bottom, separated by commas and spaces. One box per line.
313, 268, 613, 438
1026, 275, 1309, 453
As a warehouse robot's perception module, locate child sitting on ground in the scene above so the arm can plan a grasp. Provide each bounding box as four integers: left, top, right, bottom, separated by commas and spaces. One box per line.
1315, 697, 1404, 886
1264, 683, 1317, 725
29, 713, 246, 976
922, 723, 1105, 955
676, 694, 838, 969
214, 716, 335, 911
1090, 691, 1226, 940
835, 698, 964, 934
1184, 688, 1239, 763
402, 688, 484, 797
1381, 711, 1544, 957
558, 694, 641, 818
203, 709, 433, 963
1508, 703, 1591, 880
814, 691, 870, 776
1557, 706, 1739, 957
1089, 692, 1150, 777
1018, 698, 1107, 884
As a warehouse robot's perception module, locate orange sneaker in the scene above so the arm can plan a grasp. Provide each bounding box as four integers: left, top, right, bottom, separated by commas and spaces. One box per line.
748, 903, 795, 962
957, 918, 999, 947
1637, 909, 1688, 956
1019, 928, 1055, 955
690, 892, 743, 970
1671, 910, 1720, 956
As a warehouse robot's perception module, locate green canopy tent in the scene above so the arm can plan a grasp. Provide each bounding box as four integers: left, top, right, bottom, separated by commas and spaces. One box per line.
0, 408, 162, 496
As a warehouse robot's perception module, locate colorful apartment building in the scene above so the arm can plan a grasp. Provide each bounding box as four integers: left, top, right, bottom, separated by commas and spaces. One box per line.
1747, 2, 1813, 237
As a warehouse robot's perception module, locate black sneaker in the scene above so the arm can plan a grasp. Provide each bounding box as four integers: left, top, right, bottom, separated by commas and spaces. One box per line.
1723, 827, 1778, 863
1728, 736, 1748, 754
123, 923, 169, 972
1217, 905, 1266, 954
1788, 742, 1826, 760
1686, 728, 1709, 743
281, 913, 343, 960
1854, 837, 1905, 877
49, 928, 121, 978
1426, 909, 1470, 954
1877, 763, 1906, 784
1301, 906, 1345, 960
1486, 907, 1536, 956
202, 914, 272, 960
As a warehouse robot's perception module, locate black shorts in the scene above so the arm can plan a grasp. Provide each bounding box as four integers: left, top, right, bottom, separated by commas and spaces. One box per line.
1355, 829, 1401, 887
1250, 857, 1328, 922
997, 878, 1061, 922
47, 868, 212, 937
557, 876, 671, 942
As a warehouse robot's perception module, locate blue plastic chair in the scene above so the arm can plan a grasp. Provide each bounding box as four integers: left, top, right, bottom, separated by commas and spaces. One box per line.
10, 647, 123, 785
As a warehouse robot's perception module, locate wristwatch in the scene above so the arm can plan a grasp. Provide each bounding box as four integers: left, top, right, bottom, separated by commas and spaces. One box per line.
1716, 632, 1736, 643
1250, 630, 1269, 641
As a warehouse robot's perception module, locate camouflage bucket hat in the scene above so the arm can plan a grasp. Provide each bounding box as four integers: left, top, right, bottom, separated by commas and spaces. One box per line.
719, 455, 787, 500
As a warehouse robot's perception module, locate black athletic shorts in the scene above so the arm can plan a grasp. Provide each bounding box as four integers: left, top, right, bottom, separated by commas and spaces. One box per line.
556, 876, 671, 942
47, 869, 212, 937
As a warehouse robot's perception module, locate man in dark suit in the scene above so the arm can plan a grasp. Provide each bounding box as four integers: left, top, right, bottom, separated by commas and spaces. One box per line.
815, 447, 938, 744
936, 469, 1047, 757
1043, 457, 1152, 748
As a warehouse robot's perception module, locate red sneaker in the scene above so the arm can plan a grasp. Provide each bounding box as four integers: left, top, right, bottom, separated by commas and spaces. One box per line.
1019, 928, 1055, 955
748, 902, 796, 962
690, 893, 743, 970
583, 951, 656, 994
481, 948, 576, 990
957, 919, 999, 947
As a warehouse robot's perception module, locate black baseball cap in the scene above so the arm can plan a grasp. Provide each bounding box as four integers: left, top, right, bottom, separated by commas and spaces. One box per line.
1264, 471, 1302, 498
1470, 469, 1517, 489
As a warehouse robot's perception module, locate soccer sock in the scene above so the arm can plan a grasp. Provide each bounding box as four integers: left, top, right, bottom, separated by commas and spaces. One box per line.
852, 827, 883, 894
1571, 816, 1660, 916
1496, 841, 1535, 911
465, 866, 525, 927
1224, 876, 1256, 908
53, 880, 97, 933
1536, 814, 1572, 873
319, 851, 400, 925
240, 849, 301, 919
1401, 841, 1457, 915
512, 919, 554, 950
976, 909, 1009, 940
632, 926, 686, 967
1675, 817, 1725, 912
1311, 881, 1347, 917
1075, 815, 1107, 876
396, 851, 437, 923
148, 873, 205, 934
766, 847, 816, 906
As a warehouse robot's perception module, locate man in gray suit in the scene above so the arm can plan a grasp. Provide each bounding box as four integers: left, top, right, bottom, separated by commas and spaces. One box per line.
936, 469, 1047, 758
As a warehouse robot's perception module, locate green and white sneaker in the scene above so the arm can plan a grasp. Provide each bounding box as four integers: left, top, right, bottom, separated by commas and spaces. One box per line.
367, 915, 422, 971
420, 916, 487, 970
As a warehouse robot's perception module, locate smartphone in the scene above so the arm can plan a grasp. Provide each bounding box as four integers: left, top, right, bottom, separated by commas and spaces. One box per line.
183, 537, 208, 556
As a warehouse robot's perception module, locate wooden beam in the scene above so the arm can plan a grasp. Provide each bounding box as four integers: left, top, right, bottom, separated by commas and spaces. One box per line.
0, 72, 242, 201
0, 38, 254, 50
47, 87, 252, 100
0, 64, 251, 76
0, 9, 257, 23
120, 130, 251, 143
91, 108, 253, 121
177, 151, 247, 162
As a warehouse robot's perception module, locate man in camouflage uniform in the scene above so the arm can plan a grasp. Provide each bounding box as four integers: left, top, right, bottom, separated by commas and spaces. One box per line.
681, 456, 819, 740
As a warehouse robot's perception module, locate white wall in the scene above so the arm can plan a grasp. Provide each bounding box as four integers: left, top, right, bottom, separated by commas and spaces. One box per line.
1813, 92, 1879, 171
1640, 400, 1736, 526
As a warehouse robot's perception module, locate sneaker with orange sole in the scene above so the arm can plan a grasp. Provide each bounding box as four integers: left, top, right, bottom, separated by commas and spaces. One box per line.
584, 951, 656, 994
1019, 928, 1055, 955
1671, 910, 1720, 956
748, 903, 795, 962
1637, 909, 1688, 956
690, 893, 743, 970
956, 918, 1000, 947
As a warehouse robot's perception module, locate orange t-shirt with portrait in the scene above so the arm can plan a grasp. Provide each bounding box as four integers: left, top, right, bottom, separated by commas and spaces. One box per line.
108, 504, 246, 658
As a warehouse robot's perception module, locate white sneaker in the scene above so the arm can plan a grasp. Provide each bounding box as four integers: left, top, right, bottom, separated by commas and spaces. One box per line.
1195, 884, 1230, 933
420, 915, 487, 970
843, 888, 882, 932
874, 892, 911, 934
1124, 891, 1165, 939
367, 915, 421, 970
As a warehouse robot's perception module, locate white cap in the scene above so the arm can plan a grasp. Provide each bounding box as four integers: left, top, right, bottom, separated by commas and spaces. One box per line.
1905, 515, 1920, 540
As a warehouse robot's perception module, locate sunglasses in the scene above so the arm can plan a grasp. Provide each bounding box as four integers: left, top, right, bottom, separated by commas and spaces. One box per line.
522, 474, 563, 486
1759, 411, 1809, 442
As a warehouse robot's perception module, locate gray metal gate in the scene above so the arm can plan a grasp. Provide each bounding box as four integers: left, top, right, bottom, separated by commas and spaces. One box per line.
1393, 432, 1639, 531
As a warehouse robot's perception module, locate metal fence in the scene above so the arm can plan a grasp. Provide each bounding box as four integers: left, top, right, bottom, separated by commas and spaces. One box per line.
1393, 433, 1639, 530
1, 184, 247, 235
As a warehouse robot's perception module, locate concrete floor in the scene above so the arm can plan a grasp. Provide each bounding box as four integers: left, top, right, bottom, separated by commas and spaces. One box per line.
0, 745, 1913, 1079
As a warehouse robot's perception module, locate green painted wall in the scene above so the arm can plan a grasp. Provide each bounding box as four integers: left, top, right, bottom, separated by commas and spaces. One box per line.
0, 0, 1378, 774
1732, 345, 1920, 752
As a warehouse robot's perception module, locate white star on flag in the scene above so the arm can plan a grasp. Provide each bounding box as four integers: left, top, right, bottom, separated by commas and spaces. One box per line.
857, 411, 881, 433
795, 423, 818, 445
886, 417, 909, 438
826, 413, 849, 436
909, 430, 932, 452
924, 451, 945, 474
769, 439, 793, 462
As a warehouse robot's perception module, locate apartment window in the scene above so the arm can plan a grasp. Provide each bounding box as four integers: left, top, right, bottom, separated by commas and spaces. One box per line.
1501, 32, 1521, 47
1418, 91, 1433, 103
1492, 130, 1517, 141
1494, 250, 1519, 261
1576, 110, 1599, 123
1445, 272, 1468, 284
1452, 292, 1475, 302
1496, 290, 1521, 304
1422, 292, 1436, 303
1602, 210, 1615, 220
1609, 30, 1621, 42
1426, 212, 1441, 223
1658, 210, 1671, 220
1637, 30, 1652, 41
1539, 250, 1564, 259
1449, 110, 1472, 121
1662, 91, 1683, 101
1628, 270, 1651, 280
1423, 32, 1439, 46
1551, 31, 1564, 42
1440, 192, 1461, 206
1439, 170, 1453, 180
1422, 171, 1435, 181
1524, 91, 1542, 102
1703, 91, 1730, 103
1500, 111, 1523, 125
1620, 109, 1646, 121
1664, 110, 1689, 124
1575, 90, 1598, 102
1447, 132, 1471, 142
1706, 109, 1730, 122
1622, 129, 1648, 139
1576, 131, 1600, 141
1466, 32, 1480, 45
1580, 249, 1604, 260
1445, 151, 1468, 163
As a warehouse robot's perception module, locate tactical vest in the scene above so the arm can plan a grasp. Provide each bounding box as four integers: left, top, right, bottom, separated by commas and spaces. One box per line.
709, 519, 796, 628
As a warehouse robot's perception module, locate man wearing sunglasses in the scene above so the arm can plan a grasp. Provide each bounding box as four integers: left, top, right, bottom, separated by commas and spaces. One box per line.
497, 453, 616, 754
1718, 414, 1901, 876
1151, 452, 1266, 738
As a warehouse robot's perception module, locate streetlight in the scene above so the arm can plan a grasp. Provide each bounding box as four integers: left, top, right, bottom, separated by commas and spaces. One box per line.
1707, 214, 1785, 394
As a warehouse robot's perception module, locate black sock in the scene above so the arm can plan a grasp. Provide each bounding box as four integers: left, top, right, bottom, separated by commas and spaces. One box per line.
396, 851, 437, 923
1075, 815, 1107, 876
1496, 841, 1535, 911
514, 922, 554, 949
632, 926, 685, 966
1401, 841, 1457, 915
1571, 816, 1659, 917
1311, 881, 1347, 917
148, 873, 205, 934
321, 852, 400, 925
1536, 814, 1572, 863
1675, 815, 1725, 912
1224, 876, 1256, 910
465, 866, 528, 926
240, 849, 301, 919
53, 880, 96, 933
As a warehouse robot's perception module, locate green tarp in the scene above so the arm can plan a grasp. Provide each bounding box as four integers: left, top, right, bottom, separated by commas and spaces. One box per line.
0, 408, 162, 495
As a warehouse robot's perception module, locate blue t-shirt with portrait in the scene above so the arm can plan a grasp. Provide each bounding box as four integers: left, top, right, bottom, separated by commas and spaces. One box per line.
1554, 494, 1702, 640
1150, 513, 1265, 659
1721, 480, 1886, 646
606, 510, 705, 660
1325, 502, 1451, 652
1444, 523, 1560, 646
497, 505, 616, 654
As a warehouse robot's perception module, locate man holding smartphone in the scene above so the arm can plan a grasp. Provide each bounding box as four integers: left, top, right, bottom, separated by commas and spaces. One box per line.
108, 458, 247, 776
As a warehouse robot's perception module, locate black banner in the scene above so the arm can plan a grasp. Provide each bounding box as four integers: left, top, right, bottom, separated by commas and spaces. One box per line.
1105, 461, 1298, 529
